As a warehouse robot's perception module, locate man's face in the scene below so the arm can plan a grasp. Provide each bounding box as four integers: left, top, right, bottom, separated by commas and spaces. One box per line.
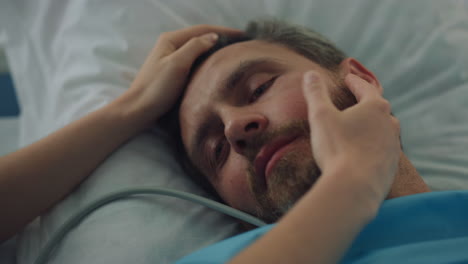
179, 40, 355, 222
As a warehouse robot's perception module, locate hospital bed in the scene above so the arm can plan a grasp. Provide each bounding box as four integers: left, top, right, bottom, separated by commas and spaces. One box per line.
0, 67, 20, 264
0, 0, 467, 263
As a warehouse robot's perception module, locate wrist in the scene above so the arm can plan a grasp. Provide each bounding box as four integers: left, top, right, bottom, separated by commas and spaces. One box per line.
320, 161, 383, 220
107, 90, 157, 135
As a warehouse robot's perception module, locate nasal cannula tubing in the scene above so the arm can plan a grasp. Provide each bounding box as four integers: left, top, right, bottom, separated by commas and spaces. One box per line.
34, 186, 267, 264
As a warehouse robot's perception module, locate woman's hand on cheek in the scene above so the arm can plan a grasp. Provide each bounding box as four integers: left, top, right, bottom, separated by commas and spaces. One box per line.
118, 25, 243, 128
302, 71, 401, 203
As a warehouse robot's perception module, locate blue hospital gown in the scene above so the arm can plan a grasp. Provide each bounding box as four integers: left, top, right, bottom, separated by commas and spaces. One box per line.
176, 190, 468, 263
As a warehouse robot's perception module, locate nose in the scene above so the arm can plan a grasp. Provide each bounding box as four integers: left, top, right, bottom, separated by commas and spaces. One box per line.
224, 110, 268, 155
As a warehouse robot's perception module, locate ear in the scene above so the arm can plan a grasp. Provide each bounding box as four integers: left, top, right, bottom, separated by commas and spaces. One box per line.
338, 58, 383, 94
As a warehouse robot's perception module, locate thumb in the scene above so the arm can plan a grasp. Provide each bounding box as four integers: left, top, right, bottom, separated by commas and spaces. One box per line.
302, 71, 337, 120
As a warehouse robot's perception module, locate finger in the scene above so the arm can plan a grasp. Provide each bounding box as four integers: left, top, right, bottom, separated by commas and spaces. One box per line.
302, 71, 338, 120
167, 25, 243, 48
155, 25, 243, 56
344, 74, 380, 102
170, 32, 219, 68
391, 116, 401, 133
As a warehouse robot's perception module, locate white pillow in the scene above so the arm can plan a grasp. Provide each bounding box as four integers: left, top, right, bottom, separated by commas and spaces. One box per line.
1, 0, 467, 263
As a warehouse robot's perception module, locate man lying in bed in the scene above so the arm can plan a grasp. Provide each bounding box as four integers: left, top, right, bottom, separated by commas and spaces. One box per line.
174, 19, 431, 224
2, 18, 459, 263
173, 19, 436, 262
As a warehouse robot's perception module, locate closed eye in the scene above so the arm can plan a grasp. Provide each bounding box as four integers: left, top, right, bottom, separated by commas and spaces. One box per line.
249, 76, 278, 103
213, 137, 229, 170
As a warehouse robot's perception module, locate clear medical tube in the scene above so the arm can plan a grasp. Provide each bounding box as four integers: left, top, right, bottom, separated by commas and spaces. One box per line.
34, 187, 267, 264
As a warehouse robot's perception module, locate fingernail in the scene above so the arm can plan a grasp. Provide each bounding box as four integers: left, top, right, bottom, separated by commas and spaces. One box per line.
303, 71, 318, 86
203, 33, 218, 43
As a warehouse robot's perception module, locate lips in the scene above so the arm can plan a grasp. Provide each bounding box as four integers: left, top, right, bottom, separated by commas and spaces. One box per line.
254, 135, 299, 185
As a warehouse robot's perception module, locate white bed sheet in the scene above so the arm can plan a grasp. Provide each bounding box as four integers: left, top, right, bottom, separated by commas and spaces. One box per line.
0, 117, 19, 156
1, 0, 468, 263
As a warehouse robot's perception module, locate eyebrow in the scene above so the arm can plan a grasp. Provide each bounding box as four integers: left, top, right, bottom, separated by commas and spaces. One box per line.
189, 57, 285, 174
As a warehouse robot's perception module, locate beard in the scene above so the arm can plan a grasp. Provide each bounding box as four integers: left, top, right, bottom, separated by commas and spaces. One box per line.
244, 76, 357, 223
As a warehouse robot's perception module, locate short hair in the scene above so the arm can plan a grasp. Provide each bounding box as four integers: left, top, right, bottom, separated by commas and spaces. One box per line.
159, 18, 347, 201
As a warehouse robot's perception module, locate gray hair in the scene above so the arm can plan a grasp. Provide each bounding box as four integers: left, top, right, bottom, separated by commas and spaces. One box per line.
162, 18, 347, 201
246, 19, 346, 70
191, 18, 346, 75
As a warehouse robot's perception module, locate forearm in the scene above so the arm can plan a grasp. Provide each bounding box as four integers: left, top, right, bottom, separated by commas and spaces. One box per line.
229, 166, 380, 264
0, 90, 152, 242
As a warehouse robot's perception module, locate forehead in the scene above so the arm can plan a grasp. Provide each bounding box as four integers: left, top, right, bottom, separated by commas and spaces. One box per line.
179, 40, 306, 153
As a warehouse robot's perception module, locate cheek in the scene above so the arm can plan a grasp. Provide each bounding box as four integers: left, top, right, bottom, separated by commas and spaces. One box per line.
215, 157, 256, 211
282, 90, 309, 118
269, 78, 309, 121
